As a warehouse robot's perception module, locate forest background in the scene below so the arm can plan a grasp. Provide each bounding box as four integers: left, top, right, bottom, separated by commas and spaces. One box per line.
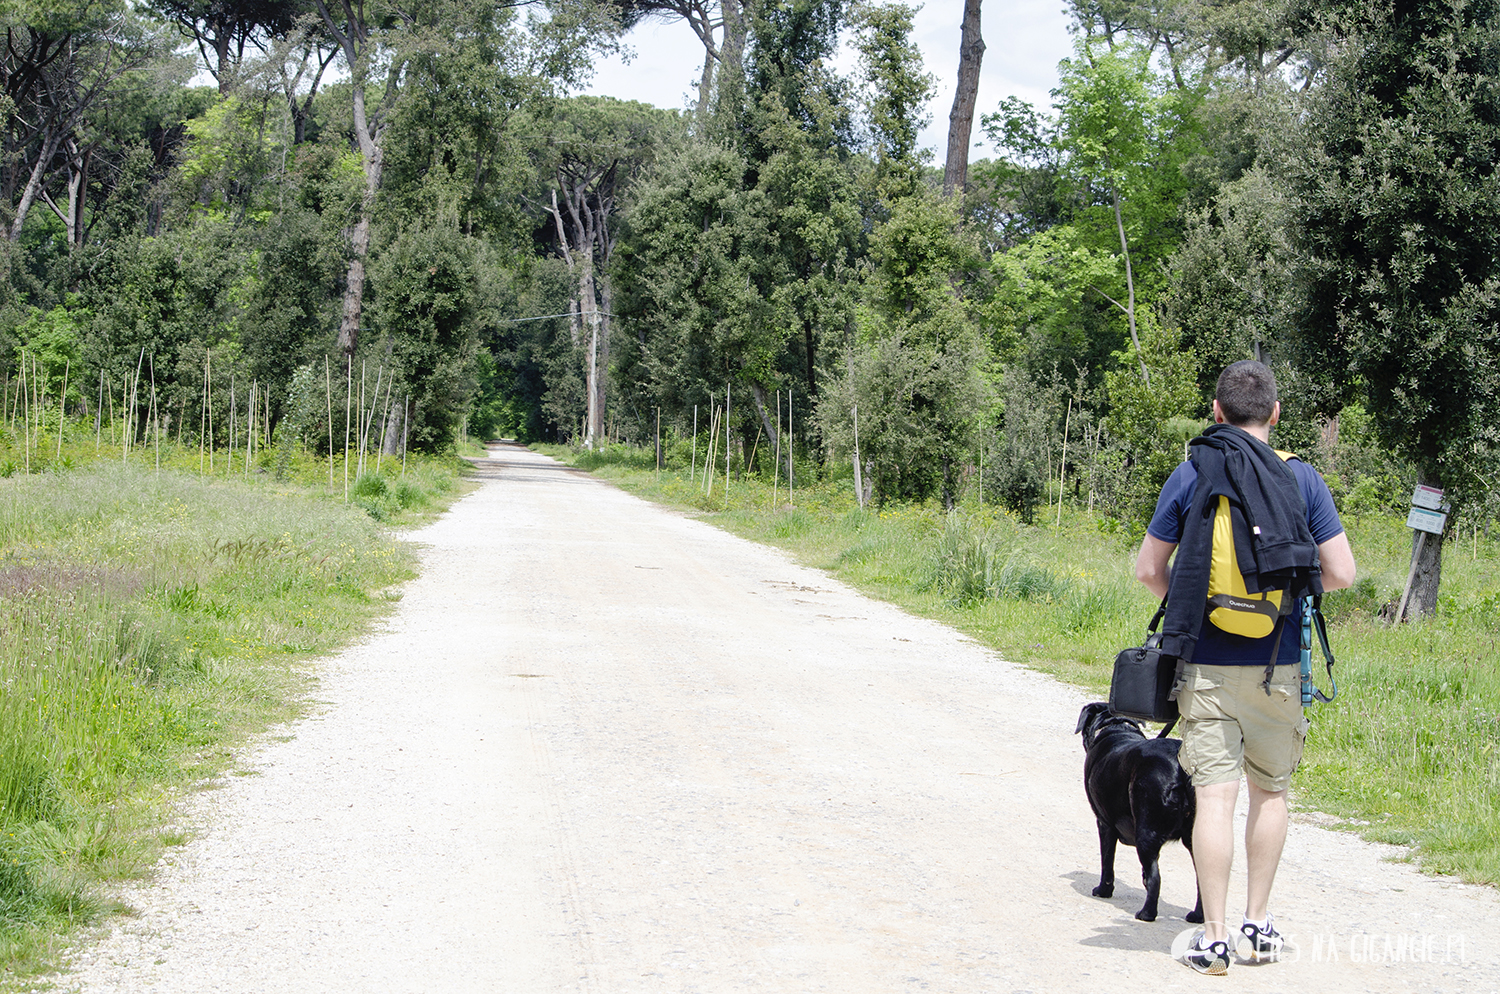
4, 0, 1500, 613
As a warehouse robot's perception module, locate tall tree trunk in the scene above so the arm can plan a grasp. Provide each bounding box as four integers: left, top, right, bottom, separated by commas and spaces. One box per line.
8, 124, 66, 242
748, 380, 778, 453
594, 270, 615, 448
580, 257, 601, 447
697, 53, 715, 118
337, 82, 384, 358
943, 0, 984, 198
716, 0, 748, 117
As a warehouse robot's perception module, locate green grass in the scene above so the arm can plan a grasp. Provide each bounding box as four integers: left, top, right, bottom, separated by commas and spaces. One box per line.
0, 426, 468, 984
545, 441, 1500, 886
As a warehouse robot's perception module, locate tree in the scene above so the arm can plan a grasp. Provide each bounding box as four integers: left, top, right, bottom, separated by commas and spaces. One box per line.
2, 0, 169, 243
1165, 166, 1295, 387
308, 0, 612, 359
829, 193, 990, 505
538, 96, 673, 447
942, 0, 982, 197
148, 0, 303, 92
1293, 0, 1500, 617
374, 213, 476, 452
612, 139, 778, 440
612, 0, 737, 119
1054, 40, 1200, 384
849, 0, 932, 204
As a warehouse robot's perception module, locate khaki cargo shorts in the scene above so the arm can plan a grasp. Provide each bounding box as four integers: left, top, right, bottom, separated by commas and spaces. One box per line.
1178, 663, 1310, 792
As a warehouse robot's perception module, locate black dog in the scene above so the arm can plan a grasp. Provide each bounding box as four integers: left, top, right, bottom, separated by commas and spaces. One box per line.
1075, 702, 1204, 923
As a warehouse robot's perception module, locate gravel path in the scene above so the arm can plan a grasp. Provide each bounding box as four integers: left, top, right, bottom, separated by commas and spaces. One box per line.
56, 444, 1499, 993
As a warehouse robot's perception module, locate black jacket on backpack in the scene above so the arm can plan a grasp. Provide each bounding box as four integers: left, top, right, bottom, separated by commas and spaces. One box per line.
1159, 423, 1324, 663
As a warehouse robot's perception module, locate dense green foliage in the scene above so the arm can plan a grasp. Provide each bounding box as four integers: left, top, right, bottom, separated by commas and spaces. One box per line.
6, 0, 1491, 544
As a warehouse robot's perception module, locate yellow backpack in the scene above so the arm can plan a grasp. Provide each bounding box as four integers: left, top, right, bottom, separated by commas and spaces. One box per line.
1205, 450, 1296, 639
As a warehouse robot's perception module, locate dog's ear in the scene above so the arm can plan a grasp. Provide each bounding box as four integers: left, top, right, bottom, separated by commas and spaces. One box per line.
1076, 702, 1107, 734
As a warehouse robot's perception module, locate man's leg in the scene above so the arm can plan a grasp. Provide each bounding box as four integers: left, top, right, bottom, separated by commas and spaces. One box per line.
1244, 781, 1288, 922
1192, 780, 1240, 943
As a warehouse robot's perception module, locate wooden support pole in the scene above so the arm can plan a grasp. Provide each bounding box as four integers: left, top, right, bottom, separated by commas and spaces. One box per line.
1394, 530, 1427, 625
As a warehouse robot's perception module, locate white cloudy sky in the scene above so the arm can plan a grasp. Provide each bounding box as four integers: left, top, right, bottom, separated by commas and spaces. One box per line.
580, 1, 1077, 157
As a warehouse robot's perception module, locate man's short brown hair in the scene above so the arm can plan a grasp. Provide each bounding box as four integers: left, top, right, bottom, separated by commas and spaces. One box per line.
1215, 360, 1278, 426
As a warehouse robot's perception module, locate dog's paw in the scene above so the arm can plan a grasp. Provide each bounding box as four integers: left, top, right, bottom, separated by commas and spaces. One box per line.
1092, 884, 1114, 898
1135, 908, 1158, 922
1185, 908, 1205, 924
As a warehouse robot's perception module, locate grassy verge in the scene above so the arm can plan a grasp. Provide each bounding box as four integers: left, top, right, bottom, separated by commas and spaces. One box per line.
0, 432, 467, 985
542, 442, 1500, 885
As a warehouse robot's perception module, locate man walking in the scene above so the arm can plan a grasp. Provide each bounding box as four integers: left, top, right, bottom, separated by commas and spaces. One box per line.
1134, 360, 1356, 974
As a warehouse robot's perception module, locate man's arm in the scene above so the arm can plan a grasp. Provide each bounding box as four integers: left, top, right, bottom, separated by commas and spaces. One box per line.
1318, 532, 1357, 590
1134, 534, 1176, 600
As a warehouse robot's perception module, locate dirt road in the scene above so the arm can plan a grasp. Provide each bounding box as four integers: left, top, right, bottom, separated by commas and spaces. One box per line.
60, 444, 1497, 993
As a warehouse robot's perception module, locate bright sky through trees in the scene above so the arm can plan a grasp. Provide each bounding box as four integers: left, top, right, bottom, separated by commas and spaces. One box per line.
581, 0, 1074, 156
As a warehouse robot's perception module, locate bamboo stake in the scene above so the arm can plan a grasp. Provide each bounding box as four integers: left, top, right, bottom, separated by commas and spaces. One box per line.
31, 353, 40, 472
705, 404, 717, 494
325, 357, 334, 489
725, 383, 731, 504
704, 404, 720, 498
131, 348, 145, 455
55, 359, 69, 461
852, 404, 863, 509
401, 394, 409, 477
229, 374, 236, 470
356, 360, 366, 478
19, 352, 28, 473
343, 358, 351, 501
376, 373, 394, 474
788, 391, 794, 506
655, 407, 661, 479
748, 425, 762, 479
364, 364, 385, 474
691, 405, 698, 483
31, 353, 39, 444
95, 369, 104, 453
207, 351, 214, 474
245, 383, 254, 476
1057, 397, 1072, 528
199, 354, 209, 474
772, 390, 780, 509
149, 356, 160, 471
120, 368, 129, 462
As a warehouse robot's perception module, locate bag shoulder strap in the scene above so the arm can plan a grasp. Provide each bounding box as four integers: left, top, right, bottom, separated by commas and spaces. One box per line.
1147, 594, 1168, 634
1309, 594, 1338, 703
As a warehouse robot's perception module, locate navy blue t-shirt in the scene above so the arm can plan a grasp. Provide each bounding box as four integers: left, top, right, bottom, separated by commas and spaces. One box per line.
1147, 458, 1344, 665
